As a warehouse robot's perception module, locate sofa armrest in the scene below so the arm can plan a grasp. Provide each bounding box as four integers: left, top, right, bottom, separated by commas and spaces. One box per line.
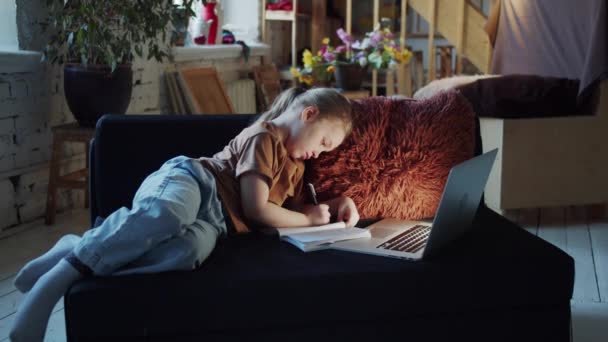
91, 114, 256, 219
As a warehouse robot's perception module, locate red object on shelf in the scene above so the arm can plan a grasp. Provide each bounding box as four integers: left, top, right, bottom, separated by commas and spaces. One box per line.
202, 2, 218, 45
194, 35, 207, 45
266, 0, 293, 11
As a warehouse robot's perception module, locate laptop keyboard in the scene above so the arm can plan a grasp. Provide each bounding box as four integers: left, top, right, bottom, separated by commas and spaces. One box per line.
377, 224, 431, 253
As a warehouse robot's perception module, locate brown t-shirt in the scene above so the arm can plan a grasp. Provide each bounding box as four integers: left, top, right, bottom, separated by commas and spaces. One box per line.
199, 121, 305, 233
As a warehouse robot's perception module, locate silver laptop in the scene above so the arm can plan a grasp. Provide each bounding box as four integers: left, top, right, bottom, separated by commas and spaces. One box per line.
331, 149, 498, 260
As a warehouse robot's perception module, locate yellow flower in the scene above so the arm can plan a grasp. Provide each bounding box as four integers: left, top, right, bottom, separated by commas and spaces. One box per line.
401, 49, 412, 64
322, 37, 330, 45
327, 65, 335, 73
301, 75, 313, 86
303, 49, 313, 68
290, 67, 301, 78
385, 46, 413, 64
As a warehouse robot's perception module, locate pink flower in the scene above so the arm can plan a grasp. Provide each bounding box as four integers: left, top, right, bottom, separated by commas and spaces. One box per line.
334, 45, 347, 54
336, 28, 353, 45
352, 38, 370, 50
323, 51, 336, 63
369, 31, 383, 47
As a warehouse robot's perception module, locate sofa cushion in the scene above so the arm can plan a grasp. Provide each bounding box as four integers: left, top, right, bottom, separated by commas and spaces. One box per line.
456, 74, 582, 118
306, 90, 476, 220
413, 74, 499, 100
65, 207, 574, 337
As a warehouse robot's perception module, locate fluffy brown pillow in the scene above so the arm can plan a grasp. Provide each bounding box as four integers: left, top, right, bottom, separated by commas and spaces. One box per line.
306, 90, 476, 220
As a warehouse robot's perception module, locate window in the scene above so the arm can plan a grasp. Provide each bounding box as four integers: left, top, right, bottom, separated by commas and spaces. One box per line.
221, 0, 259, 43
174, 0, 260, 44
0, 1, 18, 49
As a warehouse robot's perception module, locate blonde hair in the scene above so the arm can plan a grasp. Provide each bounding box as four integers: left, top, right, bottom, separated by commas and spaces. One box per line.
255, 87, 353, 134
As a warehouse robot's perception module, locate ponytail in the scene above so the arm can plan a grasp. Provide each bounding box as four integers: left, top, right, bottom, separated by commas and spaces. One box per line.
255, 87, 307, 124
254, 86, 353, 135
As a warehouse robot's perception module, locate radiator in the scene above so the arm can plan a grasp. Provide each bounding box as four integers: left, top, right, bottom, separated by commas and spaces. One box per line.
226, 79, 256, 114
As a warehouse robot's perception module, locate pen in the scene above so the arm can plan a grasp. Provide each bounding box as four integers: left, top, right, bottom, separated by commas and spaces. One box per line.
307, 183, 319, 205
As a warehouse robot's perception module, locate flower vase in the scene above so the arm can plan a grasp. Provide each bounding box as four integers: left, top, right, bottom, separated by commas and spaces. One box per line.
334, 63, 364, 90
202, 2, 218, 44
312, 64, 333, 87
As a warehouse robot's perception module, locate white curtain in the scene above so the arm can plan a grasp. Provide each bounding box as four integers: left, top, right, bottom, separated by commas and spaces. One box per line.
491, 0, 607, 99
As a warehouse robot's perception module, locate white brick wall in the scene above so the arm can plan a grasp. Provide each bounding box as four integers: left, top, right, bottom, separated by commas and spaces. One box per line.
0, 178, 18, 228
0, 116, 16, 173
0, 49, 264, 232
0, 82, 10, 98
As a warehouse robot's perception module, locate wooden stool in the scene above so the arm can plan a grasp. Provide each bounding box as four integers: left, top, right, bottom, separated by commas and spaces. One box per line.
45, 123, 95, 225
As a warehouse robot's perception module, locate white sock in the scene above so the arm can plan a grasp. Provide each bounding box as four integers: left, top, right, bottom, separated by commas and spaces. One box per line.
14, 234, 81, 293
10, 259, 84, 342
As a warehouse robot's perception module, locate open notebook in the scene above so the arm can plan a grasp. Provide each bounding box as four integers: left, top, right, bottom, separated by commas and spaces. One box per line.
272, 222, 371, 252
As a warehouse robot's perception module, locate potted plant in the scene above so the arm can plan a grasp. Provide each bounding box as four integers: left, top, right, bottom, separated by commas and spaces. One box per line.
330, 26, 413, 90
42, 0, 196, 126
290, 46, 335, 88
332, 28, 364, 91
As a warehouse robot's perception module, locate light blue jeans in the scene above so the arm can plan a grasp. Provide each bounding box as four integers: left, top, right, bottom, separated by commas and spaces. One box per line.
73, 156, 228, 276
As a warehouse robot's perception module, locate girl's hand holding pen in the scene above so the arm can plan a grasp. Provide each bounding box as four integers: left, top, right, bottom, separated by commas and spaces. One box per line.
336, 196, 360, 227
303, 182, 330, 225
302, 204, 331, 225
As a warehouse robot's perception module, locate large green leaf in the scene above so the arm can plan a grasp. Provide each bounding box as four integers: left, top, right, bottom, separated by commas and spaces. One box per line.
368, 52, 383, 70
41, 0, 197, 71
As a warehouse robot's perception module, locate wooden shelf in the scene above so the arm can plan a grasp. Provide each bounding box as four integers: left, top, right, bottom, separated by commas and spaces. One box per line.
265, 11, 310, 21
265, 10, 294, 21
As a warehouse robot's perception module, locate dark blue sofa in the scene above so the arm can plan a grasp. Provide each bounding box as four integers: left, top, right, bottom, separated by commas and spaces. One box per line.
64, 114, 574, 341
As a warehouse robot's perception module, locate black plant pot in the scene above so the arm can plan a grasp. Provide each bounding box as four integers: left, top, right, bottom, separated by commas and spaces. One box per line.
334, 62, 364, 91
64, 64, 133, 127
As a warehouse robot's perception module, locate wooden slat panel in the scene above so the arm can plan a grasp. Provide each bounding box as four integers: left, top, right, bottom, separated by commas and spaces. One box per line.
408, 0, 491, 73
346, 0, 352, 34
166, 71, 187, 114
372, 0, 379, 96
397, 0, 411, 96
456, 0, 466, 74
427, 0, 437, 82
178, 67, 235, 114
412, 51, 424, 91
567, 207, 600, 303
386, 70, 395, 96
253, 64, 282, 111
590, 219, 608, 302
311, 0, 326, 54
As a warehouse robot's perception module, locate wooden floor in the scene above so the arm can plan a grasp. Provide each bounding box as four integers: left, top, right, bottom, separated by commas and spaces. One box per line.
0, 207, 607, 341
0, 209, 89, 341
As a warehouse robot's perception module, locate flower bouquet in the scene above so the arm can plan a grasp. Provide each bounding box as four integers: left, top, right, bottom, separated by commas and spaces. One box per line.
323, 25, 414, 90
290, 24, 412, 89
290, 42, 335, 87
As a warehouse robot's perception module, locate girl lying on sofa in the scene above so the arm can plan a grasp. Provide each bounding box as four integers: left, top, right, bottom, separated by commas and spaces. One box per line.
10, 87, 360, 341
